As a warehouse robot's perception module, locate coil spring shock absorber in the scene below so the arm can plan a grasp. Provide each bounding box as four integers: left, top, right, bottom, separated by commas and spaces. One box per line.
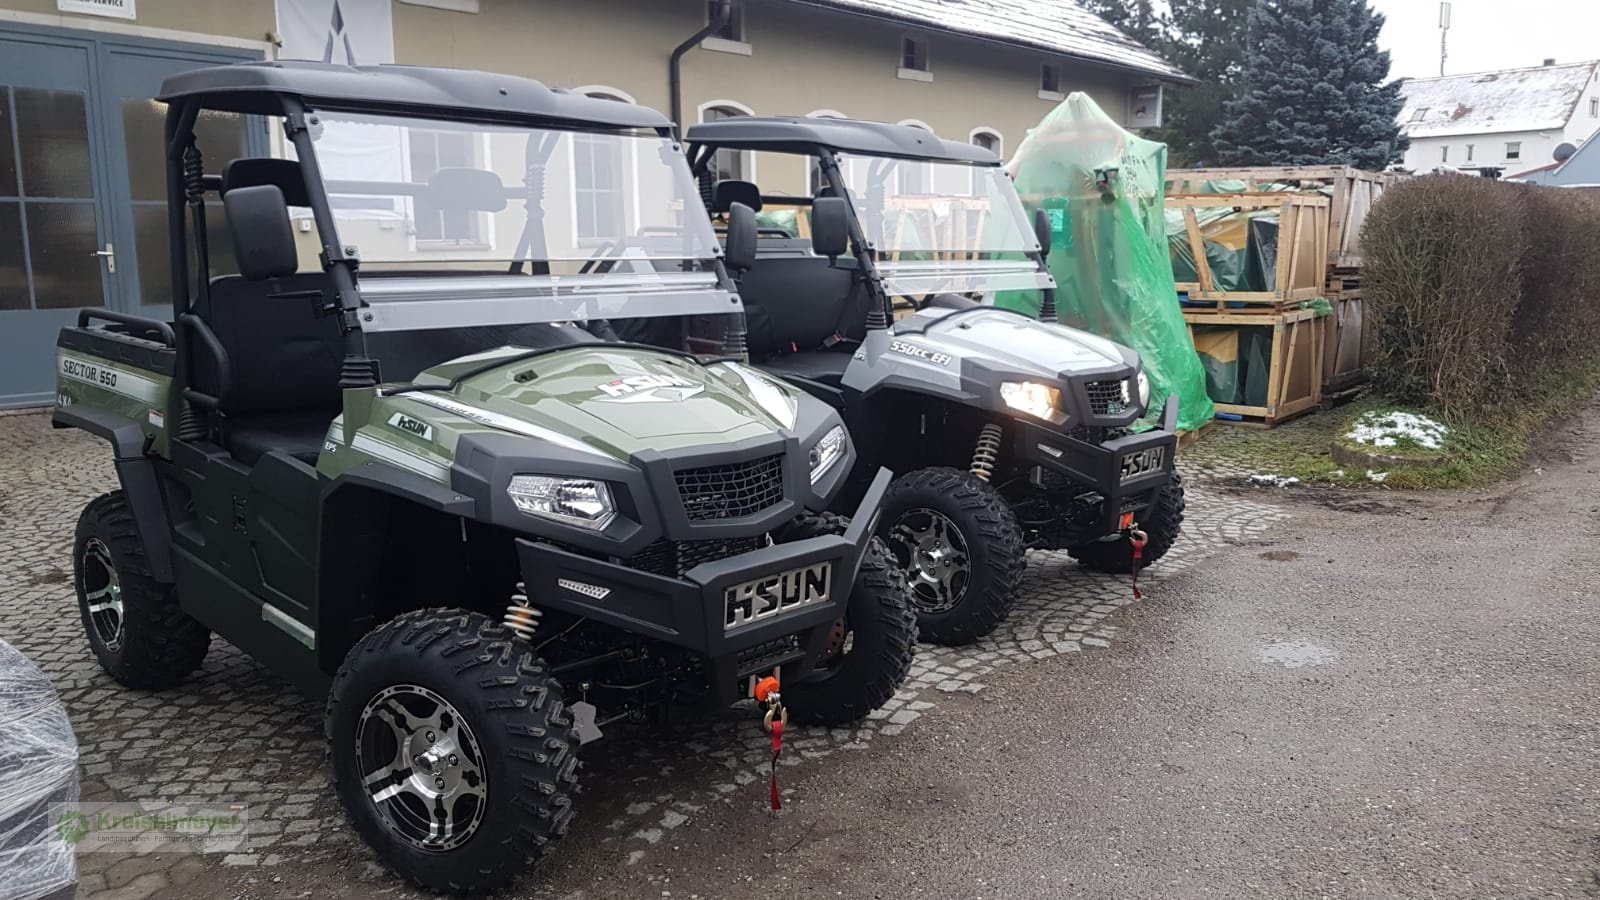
503, 581, 543, 641
970, 423, 1003, 482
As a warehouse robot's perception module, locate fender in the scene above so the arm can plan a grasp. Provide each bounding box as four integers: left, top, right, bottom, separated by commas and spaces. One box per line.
53, 407, 176, 582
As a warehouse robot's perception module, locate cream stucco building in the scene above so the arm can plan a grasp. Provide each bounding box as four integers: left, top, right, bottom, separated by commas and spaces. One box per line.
0, 0, 1186, 406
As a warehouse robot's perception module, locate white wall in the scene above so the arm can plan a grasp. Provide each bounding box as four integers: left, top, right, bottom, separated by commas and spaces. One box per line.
1404, 130, 1568, 173
1403, 67, 1600, 174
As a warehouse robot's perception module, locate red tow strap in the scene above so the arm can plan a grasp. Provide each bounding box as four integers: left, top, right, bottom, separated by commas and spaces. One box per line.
1129, 529, 1149, 600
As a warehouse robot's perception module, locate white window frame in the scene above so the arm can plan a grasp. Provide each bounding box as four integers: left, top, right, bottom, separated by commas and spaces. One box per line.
1466, 143, 1474, 162
1039, 62, 1064, 101
805, 109, 849, 194
404, 127, 494, 252
698, 99, 758, 187
898, 34, 932, 82
1591, 97, 1599, 118
895, 119, 934, 194
703, 1, 751, 55
1506, 140, 1522, 160
569, 87, 642, 245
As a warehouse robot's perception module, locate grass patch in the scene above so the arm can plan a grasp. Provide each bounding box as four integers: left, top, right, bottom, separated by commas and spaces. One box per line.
1186, 357, 1600, 490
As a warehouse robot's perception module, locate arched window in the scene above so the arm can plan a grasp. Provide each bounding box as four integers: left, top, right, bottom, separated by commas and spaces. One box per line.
806, 110, 846, 194
970, 128, 1002, 160
701, 101, 754, 185
896, 120, 933, 195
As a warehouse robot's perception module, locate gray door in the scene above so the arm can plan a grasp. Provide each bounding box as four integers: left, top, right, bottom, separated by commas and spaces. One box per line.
97, 41, 258, 325
0, 35, 112, 409
0, 25, 258, 408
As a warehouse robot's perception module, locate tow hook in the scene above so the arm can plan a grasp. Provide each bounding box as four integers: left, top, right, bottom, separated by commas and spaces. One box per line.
754, 675, 787, 811
1128, 527, 1149, 600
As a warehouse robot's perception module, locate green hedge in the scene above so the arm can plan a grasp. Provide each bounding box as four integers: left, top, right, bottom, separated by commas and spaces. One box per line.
1363, 177, 1600, 417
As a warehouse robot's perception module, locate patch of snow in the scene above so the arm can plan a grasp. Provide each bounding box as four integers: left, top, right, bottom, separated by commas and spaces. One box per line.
1367, 470, 1389, 483
1345, 411, 1449, 451
1248, 474, 1301, 487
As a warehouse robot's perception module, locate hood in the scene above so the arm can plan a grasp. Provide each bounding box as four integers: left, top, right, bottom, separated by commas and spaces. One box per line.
416, 346, 802, 459
901, 307, 1135, 376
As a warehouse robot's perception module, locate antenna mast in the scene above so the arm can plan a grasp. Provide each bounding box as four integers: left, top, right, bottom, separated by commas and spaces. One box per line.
1439, 2, 1451, 77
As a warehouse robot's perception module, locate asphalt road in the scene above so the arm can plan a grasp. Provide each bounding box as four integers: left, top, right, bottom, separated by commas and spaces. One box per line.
520, 406, 1600, 899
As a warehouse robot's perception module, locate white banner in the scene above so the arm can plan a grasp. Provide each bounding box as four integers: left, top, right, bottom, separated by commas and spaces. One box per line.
276, 0, 395, 65
58, 0, 135, 19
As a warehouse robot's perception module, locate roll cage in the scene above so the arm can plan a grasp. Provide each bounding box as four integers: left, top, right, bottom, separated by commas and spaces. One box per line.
684, 116, 1059, 330
158, 61, 742, 391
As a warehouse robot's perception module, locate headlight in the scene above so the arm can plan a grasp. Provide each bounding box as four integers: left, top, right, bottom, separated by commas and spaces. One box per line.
1119, 371, 1152, 410
506, 475, 616, 530
809, 425, 847, 484
1001, 381, 1064, 423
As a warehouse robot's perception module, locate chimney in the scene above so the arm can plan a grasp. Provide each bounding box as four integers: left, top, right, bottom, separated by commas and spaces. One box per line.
1543, 58, 1556, 66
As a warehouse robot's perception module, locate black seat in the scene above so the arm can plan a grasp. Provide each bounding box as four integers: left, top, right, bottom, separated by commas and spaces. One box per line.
761, 350, 852, 388
737, 255, 861, 357
190, 272, 343, 466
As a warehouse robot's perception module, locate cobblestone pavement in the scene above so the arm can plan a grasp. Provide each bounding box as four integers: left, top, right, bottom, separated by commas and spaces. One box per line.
0, 411, 1286, 899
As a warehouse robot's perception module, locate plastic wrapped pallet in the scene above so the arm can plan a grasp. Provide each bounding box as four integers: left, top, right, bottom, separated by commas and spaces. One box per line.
996, 92, 1214, 432
0, 639, 79, 900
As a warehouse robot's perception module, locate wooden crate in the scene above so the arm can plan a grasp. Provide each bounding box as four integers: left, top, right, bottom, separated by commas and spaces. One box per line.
1167, 166, 1402, 272
1185, 307, 1324, 427
1321, 288, 1367, 393
1168, 192, 1330, 312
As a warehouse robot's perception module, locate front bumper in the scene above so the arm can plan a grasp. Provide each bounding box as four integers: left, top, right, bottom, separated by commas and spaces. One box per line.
1014, 396, 1180, 535
515, 468, 892, 706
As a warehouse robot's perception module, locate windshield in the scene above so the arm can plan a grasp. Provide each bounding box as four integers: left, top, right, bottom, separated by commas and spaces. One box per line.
834, 153, 1053, 297
836, 154, 1036, 256
297, 112, 736, 379
306, 111, 721, 269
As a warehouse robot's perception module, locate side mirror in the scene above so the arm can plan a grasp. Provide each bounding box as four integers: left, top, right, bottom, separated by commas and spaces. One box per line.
724, 201, 757, 274
224, 185, 298, 281
1034, 207, 1052, 259
811, 196, 851, 259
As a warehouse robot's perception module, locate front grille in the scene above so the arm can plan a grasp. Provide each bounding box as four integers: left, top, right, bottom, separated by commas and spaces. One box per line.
675, 454, 785, 520
736, 635, 803, 673
1120, 490, 1154, 512
629, 537, 766, 578
1068, 424, 1130, 445
1084, 379, 1129, 417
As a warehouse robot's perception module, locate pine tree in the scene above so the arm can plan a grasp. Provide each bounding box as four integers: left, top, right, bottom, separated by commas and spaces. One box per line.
1210, 0, 1407, 169
1077, 0, 1162, 48
1149, 0, 1255, 166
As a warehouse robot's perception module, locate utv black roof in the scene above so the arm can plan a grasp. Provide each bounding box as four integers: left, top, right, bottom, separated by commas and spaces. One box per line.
686, 116, 999, 164
158, 60, 671, 130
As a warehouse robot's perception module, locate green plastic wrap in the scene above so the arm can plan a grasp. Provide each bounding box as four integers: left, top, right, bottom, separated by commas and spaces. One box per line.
996, 93, 1214, 432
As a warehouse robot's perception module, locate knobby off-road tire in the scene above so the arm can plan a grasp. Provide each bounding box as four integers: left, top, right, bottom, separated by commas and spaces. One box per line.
73, 491, 210, 688
880, 467, 1026, 646
1070, 474, 1187, 574
326, 609, 580, 896
777, 513, 917, 727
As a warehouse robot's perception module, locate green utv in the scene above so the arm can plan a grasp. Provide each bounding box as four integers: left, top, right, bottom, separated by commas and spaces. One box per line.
54, 62, 914, 894
671, 118, 1186, 646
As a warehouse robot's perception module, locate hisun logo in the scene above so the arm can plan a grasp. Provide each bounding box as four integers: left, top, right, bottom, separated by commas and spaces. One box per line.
724, 562, 832, 630
596, 374, 705, 403
889, 341, 953, 366
386, 412, 433, 441
558, 578, 611, 600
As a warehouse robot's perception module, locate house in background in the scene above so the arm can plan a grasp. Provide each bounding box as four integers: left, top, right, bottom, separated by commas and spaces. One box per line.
1507, 133, 1600, 189
0, 0, 1189, 408
1396, 60, 1600, 177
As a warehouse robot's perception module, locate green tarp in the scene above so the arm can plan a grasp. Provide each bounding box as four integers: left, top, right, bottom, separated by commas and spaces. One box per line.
995, 93, 1214, 432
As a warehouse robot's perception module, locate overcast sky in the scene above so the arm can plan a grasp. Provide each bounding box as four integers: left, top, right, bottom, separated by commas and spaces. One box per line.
1369, 0, 1600, 80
